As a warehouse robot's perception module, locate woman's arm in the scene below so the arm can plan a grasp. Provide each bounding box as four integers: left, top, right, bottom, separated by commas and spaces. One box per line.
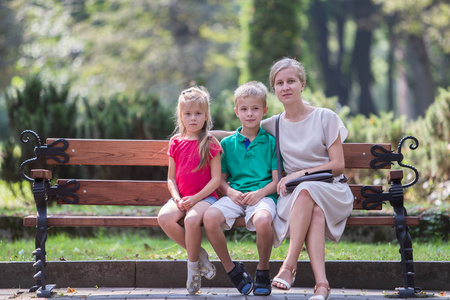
277, 133, 345, 195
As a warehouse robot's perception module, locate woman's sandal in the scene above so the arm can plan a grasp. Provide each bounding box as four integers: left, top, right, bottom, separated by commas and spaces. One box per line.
309, 283, 331, 300
271, 262, 297, 290
253, 269, 272, 296
186, 263, 201, 295
227, 262, 253, 295
199, 248, 216, 280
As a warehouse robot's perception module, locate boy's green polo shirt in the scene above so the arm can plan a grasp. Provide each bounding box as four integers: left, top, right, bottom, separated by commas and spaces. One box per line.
220, 126, 278, 202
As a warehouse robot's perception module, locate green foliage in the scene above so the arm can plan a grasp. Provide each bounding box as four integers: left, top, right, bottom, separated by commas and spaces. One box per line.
409, 206, 450, 242
240, 0, 303, 84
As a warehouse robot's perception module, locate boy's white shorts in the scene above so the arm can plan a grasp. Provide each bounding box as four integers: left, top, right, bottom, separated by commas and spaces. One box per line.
210, 196, 276, 231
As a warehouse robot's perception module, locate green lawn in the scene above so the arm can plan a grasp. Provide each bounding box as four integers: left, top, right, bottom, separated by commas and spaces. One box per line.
1, 232, 448, 262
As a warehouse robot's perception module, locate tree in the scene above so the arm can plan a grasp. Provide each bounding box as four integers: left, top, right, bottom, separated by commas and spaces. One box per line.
241, 0, 303, 84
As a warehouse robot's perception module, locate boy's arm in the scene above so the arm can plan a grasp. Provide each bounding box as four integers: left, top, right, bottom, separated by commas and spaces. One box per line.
242, 169, 278, 206
219, 173, 245, 206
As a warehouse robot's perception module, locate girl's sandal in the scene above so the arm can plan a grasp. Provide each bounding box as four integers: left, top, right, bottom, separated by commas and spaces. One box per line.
199, 248, 216, 280
271, 262, 297, 290
309, 283, 331, 300
227, 262, 253, 295
186, 263, 201, 295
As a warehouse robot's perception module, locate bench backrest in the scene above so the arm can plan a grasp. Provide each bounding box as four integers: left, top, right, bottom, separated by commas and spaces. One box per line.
44, 138, 391, 211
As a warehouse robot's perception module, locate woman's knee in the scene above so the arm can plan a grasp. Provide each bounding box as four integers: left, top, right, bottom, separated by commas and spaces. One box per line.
311, 204, 325, 224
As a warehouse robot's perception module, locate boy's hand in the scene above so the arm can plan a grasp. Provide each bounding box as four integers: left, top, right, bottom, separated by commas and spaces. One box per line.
228, 190, 245, 206
242, 190, 263, 206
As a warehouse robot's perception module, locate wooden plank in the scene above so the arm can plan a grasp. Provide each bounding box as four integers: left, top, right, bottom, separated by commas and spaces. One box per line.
56, 179, 170, 206
46, 139, 169, 166
343, 143, 391, 169
45, 139, 390, 169
23, 215, 420, 227
56, 180, 382, 210
31, 169, 52, 180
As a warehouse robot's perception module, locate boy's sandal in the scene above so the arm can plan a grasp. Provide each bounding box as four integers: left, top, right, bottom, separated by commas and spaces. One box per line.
227, 262, 253, 295
253, 269, 272, 296
271, 262, 297, 290
199, 260, 216, 280
186, 264, 201, 295
309, 283, 331, 300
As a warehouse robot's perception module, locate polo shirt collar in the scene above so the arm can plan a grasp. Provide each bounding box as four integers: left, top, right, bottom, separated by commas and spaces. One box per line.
235, 127, 267, 144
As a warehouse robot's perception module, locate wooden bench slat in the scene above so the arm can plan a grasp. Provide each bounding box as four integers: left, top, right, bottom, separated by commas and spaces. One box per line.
23, 215, 419, 228
46, 139, 169, 166
46, 139, 390, 169
343, 143, 391, 169
57, 179, 383, 210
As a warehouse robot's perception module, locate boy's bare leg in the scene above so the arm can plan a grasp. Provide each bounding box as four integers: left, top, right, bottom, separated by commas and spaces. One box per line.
253, 210, 273, 270
204, 207, 235, 272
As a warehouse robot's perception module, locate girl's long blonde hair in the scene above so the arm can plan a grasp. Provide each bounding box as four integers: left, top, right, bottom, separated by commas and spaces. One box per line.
173, 86, 217, 172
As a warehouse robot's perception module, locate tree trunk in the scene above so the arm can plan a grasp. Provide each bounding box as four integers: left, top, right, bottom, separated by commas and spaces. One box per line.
405, 34, 435, 118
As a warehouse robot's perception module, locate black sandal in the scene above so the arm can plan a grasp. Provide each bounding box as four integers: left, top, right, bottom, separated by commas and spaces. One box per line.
227, 262, 253, 295
253, 269, 272, 296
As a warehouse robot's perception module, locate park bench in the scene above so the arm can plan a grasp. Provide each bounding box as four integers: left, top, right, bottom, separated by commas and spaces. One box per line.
19, 130, 421, 297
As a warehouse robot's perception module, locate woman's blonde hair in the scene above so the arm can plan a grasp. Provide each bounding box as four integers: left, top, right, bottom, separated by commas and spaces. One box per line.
269, 57, 307, 91
174, 86, 216, 171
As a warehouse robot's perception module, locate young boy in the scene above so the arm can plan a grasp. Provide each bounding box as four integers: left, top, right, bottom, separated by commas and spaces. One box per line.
203, 81, 278, 296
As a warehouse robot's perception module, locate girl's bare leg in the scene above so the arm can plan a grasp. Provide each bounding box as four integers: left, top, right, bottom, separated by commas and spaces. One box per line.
157, 201, 186, 248
184, 201, 211, 262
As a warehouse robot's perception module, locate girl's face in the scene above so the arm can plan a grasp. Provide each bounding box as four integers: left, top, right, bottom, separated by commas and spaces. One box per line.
273, 67, 305, 104
180, 101, 207, 138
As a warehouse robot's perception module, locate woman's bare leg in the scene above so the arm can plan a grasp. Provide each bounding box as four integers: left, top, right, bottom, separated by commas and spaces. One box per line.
273, 190, 315, 289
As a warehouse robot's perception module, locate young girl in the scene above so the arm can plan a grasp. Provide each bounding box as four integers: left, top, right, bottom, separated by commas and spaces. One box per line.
157, 86, 222, 295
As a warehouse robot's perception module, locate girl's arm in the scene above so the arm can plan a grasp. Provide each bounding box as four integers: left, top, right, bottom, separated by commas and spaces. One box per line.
167, 157, 183, 208
181, 154, 222, 209
210, 130, 233, 140
277, 133, 345, 195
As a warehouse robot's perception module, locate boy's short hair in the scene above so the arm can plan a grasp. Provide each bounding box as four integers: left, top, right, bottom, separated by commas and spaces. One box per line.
234, 81, 268, 108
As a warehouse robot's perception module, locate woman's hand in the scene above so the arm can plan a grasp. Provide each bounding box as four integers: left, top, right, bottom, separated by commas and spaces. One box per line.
277, 171, 305, 196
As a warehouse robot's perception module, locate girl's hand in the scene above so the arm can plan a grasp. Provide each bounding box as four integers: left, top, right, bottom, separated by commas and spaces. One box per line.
180, 196, 197, 211
242, 190, 263, 206
174, 198, 186, 211
229, 190, 245, 206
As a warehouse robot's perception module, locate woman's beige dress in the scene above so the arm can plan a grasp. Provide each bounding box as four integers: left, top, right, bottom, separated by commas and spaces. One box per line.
261, 107, 354, 247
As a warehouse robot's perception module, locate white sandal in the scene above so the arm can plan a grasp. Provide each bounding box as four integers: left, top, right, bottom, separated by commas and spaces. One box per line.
309, 283, 331, 300
186, 263, 201, 295
271, 262, 297, 290
199, 248, 216, 280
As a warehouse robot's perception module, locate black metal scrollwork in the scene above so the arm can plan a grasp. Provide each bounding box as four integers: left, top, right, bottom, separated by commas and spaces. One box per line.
361, 186, 387, 210
396, 136, 419, 188
46, 180, 80, 204
19, 130, 42, 182
370, 135, 419, 188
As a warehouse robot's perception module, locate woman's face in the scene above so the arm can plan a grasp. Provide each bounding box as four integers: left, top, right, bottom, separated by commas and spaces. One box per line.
273, 67, 305, 104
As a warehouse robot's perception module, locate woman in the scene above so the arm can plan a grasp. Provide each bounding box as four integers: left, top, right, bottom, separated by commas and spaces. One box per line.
261, 57, 353, 300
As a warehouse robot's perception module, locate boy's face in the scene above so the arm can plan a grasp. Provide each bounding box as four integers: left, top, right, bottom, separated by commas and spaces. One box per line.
234, 96, 268, 130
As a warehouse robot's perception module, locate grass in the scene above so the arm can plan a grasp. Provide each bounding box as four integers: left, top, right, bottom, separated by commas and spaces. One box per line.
1, 232, 449, 262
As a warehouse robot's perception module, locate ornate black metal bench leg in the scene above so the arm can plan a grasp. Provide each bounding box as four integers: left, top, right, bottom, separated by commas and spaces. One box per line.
394, 206, 418, 297
29, 178, 55, 297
